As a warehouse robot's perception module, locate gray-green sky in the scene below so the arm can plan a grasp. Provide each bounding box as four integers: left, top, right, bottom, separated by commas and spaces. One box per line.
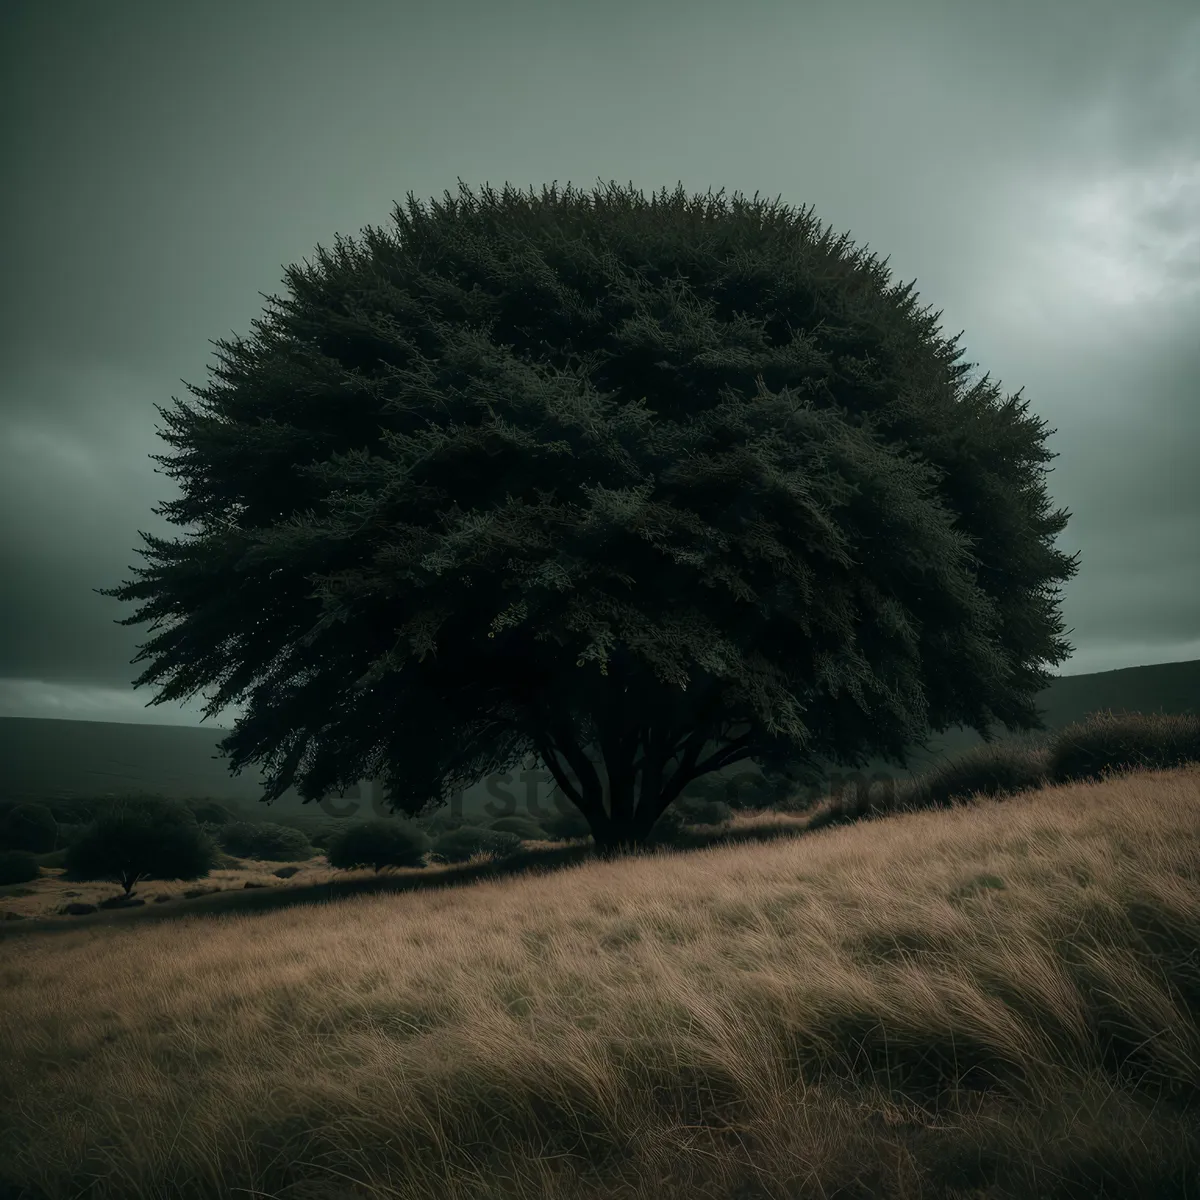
3, 0, 1198, 729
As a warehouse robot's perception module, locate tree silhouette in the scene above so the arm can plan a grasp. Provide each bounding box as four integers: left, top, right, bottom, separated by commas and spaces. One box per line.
95, 178, 1079, 859
65, 798, 216, 895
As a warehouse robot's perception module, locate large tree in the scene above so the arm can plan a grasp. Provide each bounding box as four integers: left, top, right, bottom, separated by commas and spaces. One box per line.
96, 179, 1079, 860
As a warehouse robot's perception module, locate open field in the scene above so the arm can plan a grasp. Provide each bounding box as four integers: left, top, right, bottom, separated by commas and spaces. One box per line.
1, 739, 1198, 1199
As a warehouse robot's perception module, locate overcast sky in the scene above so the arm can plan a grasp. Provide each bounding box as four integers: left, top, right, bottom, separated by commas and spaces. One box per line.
2, 0, 1198, 730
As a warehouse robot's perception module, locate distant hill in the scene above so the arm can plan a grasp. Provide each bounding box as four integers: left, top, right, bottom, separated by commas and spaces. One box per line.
2, 659, 1197, 823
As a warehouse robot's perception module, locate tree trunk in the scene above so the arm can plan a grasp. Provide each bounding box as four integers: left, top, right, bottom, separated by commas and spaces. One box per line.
592, 828, 651, 861
589, 792, 672, 861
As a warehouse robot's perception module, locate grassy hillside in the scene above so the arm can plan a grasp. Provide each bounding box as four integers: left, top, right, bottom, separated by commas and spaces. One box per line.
1, 773, 1197, 1198
0, 708, 1198, 1198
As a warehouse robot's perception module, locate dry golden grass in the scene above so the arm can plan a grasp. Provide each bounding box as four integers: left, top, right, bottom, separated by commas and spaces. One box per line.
0, 856, 334, 919
1, 763, 1198, 1200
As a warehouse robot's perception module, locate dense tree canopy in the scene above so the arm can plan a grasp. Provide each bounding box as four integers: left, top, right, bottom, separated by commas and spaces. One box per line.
96, 178, 1079, 858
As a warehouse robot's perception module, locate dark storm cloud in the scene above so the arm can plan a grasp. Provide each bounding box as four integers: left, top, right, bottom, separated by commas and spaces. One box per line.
2, 0, 1197, 726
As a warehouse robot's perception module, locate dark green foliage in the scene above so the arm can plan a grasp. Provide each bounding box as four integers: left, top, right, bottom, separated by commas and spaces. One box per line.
683, 765, 823, 815
216, 821, 314, 862
538, 804, 593, 842
305, 824, 342, 850
418, 812, 470, 838
748, 768, 828, 813
188, 800, 236, 825
94, 177, 1080, 861
50, 821, 89, 850
805, 740, 1047, 834
674, 794, 733, 827
0, 849, 40, 885
487, 814, 548, 840
911, 742, 1053, 810
1, 803, 58, 854
429, 825, 524, 864
1044, 709, 1200, 787
64, 798, 217, 895
37, 798, 108, 827
681, 774, 736, 805
804, 708, 1200, 834
325, 820, 430, 872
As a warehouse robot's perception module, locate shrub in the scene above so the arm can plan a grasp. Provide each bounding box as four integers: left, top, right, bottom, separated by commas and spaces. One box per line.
743, 769, 825, 813
682, 768, 817, 815
305, 824, 342, 850
50, 821, 89, 850
34, 848, 69, 869
46, 798, 107, 826
326, 820, 431, 872
674, 794, 733, 827
418, 811, 470, 838
0, 850, 40, 885
217, 821, 314, 862
1, 803, 58, 854
429, 825, 524, 864
805, 737, 1057, 834
64, 799, 218, 895
910, 742, 1053, 810
1148, 710, 1200, 770
188, 800, 236, 825
682, 772, 749, 804
487, 814, 548, 841
539, 803, 593, 842
1045, 709, 1200, 787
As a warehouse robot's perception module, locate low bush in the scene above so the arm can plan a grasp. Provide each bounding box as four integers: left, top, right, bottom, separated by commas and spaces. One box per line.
50, 821, 89, 850
487, 814, 548, 841
1043, 709, 1200, 786
904, 742, 1053, 812
305, 825, 342, 850
682, 767, 821, 815
45, 798, 108, 826
326, 820, 430, 872
64, 798, 218, 895
187, 800, 237, 825
0, 849, 40, 885
429, 825, 524, 864
418, 811, 471, 838
804, 709, 1200, 835
1, 803, 58, 854
674, 794, 734, 827
538, 803, 593, 842
217, 821, 314, 862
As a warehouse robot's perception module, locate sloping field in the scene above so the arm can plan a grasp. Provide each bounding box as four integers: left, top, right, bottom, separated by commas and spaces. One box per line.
1, 759, 1198, 1200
